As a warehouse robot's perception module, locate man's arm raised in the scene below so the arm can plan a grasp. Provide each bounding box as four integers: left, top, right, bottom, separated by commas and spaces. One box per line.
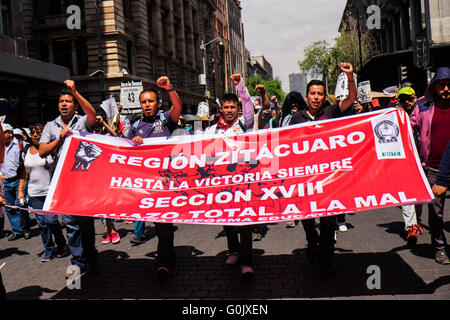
338, 63, 357, 113
231, 74, 254, 130
64, 80, 97, 128
157, 76, 182, 124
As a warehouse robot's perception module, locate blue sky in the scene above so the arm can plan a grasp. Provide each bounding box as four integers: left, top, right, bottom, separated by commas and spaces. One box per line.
240, 0, 347, 92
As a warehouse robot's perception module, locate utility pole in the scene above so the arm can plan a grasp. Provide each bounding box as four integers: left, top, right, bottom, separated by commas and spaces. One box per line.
95, 0, 105, 101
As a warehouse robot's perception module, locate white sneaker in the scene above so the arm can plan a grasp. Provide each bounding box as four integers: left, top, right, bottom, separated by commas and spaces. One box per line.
338, 223, 348, 232
285, 221, 296, 228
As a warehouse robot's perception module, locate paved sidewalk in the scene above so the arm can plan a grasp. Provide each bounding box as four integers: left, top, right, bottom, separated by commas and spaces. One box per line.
0, 202, 449, 300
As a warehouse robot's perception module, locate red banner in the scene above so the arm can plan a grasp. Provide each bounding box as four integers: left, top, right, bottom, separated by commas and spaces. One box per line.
42, 108, 434, 225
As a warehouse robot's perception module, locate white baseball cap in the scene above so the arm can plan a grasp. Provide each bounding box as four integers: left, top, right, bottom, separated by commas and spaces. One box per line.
2, 123, 13, 131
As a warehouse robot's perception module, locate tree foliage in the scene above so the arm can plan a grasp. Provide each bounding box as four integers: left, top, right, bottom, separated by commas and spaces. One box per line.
245, 74, 286, 104
298, 40, 340, 91
298, 16, 377, 93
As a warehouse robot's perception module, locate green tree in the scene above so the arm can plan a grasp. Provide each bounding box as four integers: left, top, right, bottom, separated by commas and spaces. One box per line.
334, 15, 377, 73
298, 40, 340, 92
245, 74, 286, 104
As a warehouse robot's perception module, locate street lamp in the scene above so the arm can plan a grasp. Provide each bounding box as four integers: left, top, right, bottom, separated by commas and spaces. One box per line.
95, 0, 105, 101
200, 37, 223, 99
347, 3, 363, 71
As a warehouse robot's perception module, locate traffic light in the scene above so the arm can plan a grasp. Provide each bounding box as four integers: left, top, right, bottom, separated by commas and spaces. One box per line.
398, 65, 408, 85
413, 35, 431, 69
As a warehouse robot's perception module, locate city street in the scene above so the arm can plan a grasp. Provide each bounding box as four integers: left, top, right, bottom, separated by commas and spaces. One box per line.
1, 202, 449, 300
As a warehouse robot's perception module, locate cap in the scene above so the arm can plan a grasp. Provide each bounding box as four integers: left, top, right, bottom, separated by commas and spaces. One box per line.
2, 123, 13, 131
13, 128, 22, 135
22, 128, 31, 137
398, 87, 415, 96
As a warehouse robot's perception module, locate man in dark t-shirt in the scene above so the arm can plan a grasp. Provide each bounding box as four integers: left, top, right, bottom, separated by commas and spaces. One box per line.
127, 76, 182, 278
290, 62, 356, 276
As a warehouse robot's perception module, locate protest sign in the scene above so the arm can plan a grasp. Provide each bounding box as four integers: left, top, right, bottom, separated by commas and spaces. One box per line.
335, 72, 357, 101
120, 81, 143, 114
357, 81, 372, 103
100, 97, 118, 120
42, 108, 433, 225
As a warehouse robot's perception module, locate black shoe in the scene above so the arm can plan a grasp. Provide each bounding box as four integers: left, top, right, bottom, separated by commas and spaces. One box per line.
56, 245, 70, 258
130, 235, 146, 245
8, 234, 22, 241
24, 231, 31, 239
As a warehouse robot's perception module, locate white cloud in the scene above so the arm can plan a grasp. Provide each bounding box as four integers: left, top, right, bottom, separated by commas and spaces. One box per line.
241, 0, 347, 92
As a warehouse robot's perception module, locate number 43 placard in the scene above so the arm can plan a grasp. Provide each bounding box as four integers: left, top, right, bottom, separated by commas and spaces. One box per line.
120, 81, 144, 114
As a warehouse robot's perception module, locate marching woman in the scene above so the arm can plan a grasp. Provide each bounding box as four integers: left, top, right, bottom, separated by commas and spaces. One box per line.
18, 124, 68, 262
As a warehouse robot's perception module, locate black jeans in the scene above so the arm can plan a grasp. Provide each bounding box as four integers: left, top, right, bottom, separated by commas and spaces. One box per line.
223, 225, 253, 266
0, 271, 6, 300
301, 216, 336, 264
154, 223, 176, 269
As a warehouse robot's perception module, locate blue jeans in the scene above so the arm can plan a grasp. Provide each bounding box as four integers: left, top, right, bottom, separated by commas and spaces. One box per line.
29, 196, 66, 256
4, 179, 29, 235
62, 215, 98, 270
134, 221, 145, 238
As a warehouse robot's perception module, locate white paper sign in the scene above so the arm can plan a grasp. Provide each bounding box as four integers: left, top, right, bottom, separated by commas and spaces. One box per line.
197, 101, 209, 119
100, 97, 118, 120
120, 81, 143, 114
334, 72, 357, 101
358, 81, 372, 103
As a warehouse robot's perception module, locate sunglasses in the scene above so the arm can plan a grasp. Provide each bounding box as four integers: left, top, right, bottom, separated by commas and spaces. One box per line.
399, 96, 414, 103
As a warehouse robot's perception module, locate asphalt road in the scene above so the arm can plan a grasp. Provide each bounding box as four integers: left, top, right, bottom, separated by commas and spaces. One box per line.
1, 201, 449, 300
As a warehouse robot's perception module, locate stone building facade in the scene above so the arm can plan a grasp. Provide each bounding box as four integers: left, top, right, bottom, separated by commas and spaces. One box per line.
21, 0, 221, 120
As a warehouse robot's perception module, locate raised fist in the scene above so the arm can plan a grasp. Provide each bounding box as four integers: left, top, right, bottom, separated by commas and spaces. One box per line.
156, 76, 172, 90
64, 80, 77, 94
255, 84, 265, 95
270, 95, 278, 103
231, 74, 242, 86
72, 141, 102, 171
339, 62, 353, 75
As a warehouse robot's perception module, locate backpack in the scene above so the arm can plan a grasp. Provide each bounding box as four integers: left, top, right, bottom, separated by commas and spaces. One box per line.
131, 113, 170, 136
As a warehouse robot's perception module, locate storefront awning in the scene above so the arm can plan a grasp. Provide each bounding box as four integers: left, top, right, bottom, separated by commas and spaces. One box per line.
0, 51, 70, 83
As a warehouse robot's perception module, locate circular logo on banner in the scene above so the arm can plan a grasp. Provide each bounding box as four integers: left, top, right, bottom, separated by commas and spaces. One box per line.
374, 120, 399, 144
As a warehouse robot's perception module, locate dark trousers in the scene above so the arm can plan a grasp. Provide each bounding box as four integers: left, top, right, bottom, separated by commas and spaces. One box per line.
154, 223, 176, 268
223, 225, 253, 266
336, 214, 346, 224
0, 272, 6, 300
301, 216, 336, 264
0, 215, 4, 236
416, 168, 447, 251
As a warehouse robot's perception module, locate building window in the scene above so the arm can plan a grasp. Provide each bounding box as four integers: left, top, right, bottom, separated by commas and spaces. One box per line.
76, 38, 88, 75
0, 0, 12, 36
53, 38, 73, 74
